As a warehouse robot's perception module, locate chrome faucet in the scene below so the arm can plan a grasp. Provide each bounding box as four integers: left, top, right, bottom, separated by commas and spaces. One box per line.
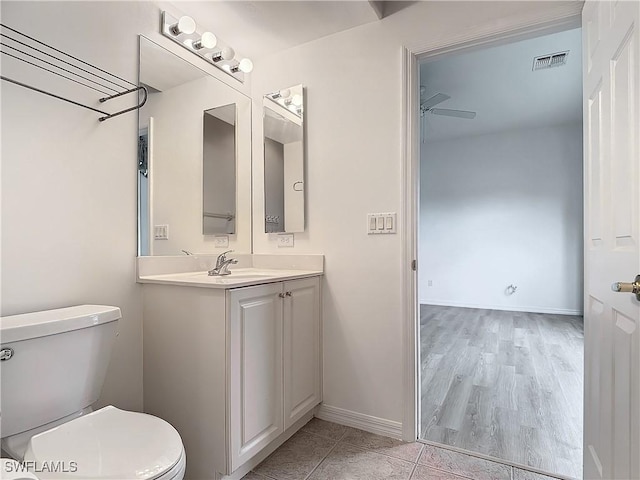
208, 250, 238, 276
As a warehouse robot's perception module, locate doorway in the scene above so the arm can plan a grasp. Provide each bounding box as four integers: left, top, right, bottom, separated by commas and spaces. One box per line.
417, 28, 583, 479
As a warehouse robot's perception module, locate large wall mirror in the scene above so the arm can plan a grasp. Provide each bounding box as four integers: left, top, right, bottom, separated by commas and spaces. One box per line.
138, 36, 251, 255
263, 85, 305, 233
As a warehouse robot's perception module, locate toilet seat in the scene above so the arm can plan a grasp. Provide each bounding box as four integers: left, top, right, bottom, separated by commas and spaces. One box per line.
23, 406, 185, 480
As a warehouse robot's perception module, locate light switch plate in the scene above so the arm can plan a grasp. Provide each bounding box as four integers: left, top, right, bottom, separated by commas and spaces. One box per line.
367, 213, 397, 234
154, 224, 169, 240
277, 233, 294, 247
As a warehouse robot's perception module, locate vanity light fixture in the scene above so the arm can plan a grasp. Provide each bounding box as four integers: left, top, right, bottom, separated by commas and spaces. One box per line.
169, 16, 196, 36
211, 46, 235, 63
193, 32, 216, 50
161, 11, 251, 82
231, 58, 254, 74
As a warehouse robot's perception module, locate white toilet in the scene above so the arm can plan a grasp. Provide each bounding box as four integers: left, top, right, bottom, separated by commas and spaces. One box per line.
0, 305, 186, 480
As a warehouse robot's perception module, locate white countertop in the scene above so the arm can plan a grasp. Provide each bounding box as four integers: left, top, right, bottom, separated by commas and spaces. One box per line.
138, 267, 323, 289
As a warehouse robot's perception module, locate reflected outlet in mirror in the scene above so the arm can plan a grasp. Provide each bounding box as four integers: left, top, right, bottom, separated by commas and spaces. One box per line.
263, 84, 305, 233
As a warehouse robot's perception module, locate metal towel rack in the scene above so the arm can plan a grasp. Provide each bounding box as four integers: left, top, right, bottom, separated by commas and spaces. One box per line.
203, 212, 235, 221
0, 23, 146, 122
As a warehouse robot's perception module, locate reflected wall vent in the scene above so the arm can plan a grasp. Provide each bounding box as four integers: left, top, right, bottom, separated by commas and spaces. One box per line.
532, 51, 569, 70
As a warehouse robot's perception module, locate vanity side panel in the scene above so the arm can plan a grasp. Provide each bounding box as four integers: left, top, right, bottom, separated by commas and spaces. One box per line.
143, 284, 227, 479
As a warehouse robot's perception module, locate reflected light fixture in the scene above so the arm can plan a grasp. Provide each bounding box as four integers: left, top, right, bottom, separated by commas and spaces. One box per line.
161, 11, 252, 82
291, 94, 302, 107
169, 16, 196, 36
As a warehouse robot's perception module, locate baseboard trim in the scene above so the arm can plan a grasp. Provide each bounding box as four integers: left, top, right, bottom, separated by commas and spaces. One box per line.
315, 404, 403, 440
419, 299, 583, 316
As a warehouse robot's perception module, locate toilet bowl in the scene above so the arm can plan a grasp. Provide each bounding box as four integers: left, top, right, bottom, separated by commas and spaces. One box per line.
0, 305, 186, 480
22, 406, 186, 480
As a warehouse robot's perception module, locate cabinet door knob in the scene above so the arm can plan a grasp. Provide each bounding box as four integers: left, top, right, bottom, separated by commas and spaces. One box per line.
285, 291, 292, 297
278, 293, 286, 298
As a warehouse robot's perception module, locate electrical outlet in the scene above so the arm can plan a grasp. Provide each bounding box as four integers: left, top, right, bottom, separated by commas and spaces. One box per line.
277, 233, 294, 248
213, 236, 229, 248
428, 280, 433, 287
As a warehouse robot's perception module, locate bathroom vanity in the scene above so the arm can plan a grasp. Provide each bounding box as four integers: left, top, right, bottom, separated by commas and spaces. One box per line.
139, 255, 323, 480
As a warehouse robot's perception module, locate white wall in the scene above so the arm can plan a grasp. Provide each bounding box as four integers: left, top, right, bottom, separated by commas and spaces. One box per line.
251, 2, 583, 427
1, 0, 583, 433
419, 124, 583, 314
0, 1, 251, 411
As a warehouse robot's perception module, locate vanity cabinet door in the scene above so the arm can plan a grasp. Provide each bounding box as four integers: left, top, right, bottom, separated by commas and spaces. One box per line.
228, 283, 284, 472
283, 277, 321, 430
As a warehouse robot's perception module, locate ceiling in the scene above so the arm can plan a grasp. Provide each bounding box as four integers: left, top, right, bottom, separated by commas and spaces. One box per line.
172, 1, 401, 61
420, 27, 583, 142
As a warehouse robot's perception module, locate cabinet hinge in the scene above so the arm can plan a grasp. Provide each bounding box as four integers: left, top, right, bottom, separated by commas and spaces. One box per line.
411, 260, 417, 271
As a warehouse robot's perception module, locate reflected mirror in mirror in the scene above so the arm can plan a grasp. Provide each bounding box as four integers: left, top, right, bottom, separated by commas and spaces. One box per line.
263, 85, 305, 233
203, 104, 236, 235
137, 36, 251, 256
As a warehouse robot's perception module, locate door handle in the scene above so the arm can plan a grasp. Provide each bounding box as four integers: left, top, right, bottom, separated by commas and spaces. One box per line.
612, 274, 640, 301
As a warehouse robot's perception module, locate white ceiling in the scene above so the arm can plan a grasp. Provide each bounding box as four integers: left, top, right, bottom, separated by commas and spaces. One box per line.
170, 1, 384, 61
420, 27, 583, 142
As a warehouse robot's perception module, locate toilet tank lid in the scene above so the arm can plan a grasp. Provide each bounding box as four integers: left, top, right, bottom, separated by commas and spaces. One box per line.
0, 305, 121, 343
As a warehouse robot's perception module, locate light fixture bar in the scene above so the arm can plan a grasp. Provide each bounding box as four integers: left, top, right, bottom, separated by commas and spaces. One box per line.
160, 11, 250, 83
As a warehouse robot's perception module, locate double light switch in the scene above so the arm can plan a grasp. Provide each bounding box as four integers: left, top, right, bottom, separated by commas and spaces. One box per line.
367, 213, 397, 234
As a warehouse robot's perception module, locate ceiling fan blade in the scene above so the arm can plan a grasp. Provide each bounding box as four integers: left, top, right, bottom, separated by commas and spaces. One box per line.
421, 93, 450, 110
430, 108, 476, 119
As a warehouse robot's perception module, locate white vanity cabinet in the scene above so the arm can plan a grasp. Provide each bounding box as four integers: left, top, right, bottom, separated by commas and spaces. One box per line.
142, 274, 321, 480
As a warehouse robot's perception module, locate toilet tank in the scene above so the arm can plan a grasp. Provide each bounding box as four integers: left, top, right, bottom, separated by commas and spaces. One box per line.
0, 305, 121, 438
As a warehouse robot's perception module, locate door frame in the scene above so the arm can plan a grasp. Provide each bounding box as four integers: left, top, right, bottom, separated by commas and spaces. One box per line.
401, 5, 584, 442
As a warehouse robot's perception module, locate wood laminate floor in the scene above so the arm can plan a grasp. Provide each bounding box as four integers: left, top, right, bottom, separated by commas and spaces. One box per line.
420, 305, 584, 480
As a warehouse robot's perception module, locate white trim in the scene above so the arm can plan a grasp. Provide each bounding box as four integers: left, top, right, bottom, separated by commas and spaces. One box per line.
420, 300, 583, 317
401, 2, 584, 446
315, 404, 403, 440
401, 45, 419, 443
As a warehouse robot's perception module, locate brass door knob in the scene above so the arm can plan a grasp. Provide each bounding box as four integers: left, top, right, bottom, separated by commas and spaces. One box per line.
612, 274, 640, 301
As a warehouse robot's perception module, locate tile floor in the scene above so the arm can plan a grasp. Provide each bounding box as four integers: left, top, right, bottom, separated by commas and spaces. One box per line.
242, 418, 562, 480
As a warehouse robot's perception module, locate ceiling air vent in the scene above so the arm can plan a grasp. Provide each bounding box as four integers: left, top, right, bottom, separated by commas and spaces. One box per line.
532, 51, 569, 71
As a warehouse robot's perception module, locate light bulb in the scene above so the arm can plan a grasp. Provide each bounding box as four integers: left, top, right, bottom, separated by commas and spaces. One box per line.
291, 94, 302, 106
279, 88, 291, 99
238, 58, 253, 73
212, 46, 235, 62
193, 32, 217, 50
221, 64, 232, 73
221, 46, 235, 60
170, 16, 196, 36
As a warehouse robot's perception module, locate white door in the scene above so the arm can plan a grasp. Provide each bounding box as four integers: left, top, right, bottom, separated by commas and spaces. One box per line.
228, 283, 284, 472
583, 1, 640, 479
283, 277, 321, 429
